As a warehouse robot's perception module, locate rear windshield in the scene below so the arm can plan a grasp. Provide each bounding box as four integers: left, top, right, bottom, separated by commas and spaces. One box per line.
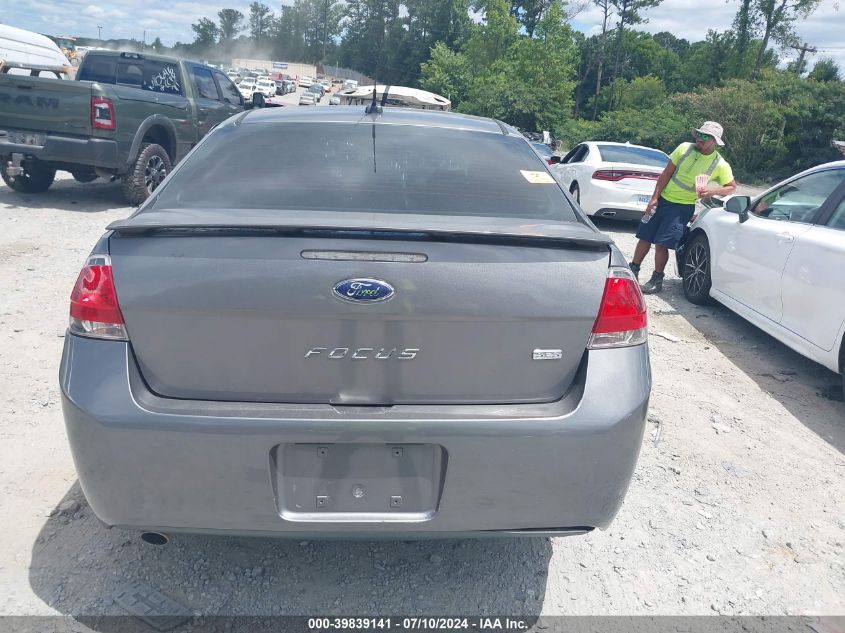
148, 122, 579, 222
78, 56, 182, 95
596, 144, 668, 167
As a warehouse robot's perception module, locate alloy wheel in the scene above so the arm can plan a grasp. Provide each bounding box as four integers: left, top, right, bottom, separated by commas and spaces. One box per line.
684, 241, 708, 296
144, 155, 166, 193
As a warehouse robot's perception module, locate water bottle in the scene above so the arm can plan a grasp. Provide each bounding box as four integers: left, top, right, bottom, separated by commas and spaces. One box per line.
641, 211, 652, 224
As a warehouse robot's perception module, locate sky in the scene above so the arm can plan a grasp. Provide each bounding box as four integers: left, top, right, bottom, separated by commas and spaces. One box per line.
2, 0, 843, 72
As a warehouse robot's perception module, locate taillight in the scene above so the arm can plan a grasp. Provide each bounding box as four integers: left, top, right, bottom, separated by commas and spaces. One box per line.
91, 96, 116, 131
588, 267, 647, 349
69, 254, 127, 340
592, 169, 658, 182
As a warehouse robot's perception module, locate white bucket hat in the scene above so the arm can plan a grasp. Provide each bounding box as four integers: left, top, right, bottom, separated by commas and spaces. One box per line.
694, 121, 725, 146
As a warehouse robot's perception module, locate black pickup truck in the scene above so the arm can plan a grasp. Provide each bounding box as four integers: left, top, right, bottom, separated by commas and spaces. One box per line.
0, 50, 246, 204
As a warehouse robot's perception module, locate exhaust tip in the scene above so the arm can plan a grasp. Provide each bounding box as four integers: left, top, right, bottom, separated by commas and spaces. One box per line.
140, 531, 169, 546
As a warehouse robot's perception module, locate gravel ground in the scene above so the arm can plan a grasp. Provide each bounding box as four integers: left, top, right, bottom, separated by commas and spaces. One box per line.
0, 174, 843, 624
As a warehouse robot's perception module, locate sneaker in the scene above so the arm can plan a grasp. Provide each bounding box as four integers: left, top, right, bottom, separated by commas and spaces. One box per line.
641, 272, 664, 294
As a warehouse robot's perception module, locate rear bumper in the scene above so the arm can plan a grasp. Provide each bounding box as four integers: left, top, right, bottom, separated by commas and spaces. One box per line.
584, 180, 654, 219
60, 334, 650, 537
0, 128, 120, 169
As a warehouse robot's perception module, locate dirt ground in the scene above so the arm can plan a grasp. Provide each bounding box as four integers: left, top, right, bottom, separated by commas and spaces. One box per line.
0, 175, 842, 624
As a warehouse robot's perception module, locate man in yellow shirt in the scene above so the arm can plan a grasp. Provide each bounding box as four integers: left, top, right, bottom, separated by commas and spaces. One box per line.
630, 121, 737, 294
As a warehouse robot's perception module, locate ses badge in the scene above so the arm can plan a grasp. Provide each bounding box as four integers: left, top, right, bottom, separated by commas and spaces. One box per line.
333, 278, 395, 303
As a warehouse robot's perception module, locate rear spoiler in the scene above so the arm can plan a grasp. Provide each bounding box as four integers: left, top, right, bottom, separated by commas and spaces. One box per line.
107, 209, 614, 250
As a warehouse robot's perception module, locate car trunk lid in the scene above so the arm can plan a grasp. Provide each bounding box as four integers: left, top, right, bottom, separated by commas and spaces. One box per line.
108, 211, 611, 405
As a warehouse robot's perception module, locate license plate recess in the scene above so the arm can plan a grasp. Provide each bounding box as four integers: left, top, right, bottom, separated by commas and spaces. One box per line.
273, 443, 445, 522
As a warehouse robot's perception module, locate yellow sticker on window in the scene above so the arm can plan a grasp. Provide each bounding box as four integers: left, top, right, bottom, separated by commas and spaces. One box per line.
520, 170, 556, 184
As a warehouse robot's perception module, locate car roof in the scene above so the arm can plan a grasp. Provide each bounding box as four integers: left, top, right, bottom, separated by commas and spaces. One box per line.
234, 106, 510, 136
83, 49, 191, 66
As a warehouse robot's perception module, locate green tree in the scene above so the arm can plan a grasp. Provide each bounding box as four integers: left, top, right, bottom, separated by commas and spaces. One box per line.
751, 0, 822, 76
420, 42, 472, 105
613, 74, 666, 110
808, 58, 841, 83
730, 0, 756, 77
606, 0, 663, 110
218, 9, 245, 43
191, 18, 220, 47
751, 69, 845, 174
652, 31, 689, 57
679, 30, 735, 89
509, 0, 548, 36
671, 80, 787, 178
448, 0, 578, 132
595, 104, 692, 152
591, 0, 614, 119
249, 3, 274, 43
150, 36, 164, 52
464, 0, 520, 70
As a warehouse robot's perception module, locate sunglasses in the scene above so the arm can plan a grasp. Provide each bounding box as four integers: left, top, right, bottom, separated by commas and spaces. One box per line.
696, 133, 713, 141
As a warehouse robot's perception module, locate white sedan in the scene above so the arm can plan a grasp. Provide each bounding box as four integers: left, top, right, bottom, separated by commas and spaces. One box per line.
255, 79, 276, 99
681, 161, 845, 392
550, 141, 668, 220
299, 92, 316, 106
238, 77, 257, 98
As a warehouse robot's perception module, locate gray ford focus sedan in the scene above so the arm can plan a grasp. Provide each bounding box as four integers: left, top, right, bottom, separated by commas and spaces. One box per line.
60, 106, 650, 539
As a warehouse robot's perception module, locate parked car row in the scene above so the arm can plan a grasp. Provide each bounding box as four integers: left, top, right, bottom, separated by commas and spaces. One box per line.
298, 79, 338, 105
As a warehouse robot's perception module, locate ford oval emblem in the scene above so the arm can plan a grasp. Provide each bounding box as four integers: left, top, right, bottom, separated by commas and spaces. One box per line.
333, 278, 395, 303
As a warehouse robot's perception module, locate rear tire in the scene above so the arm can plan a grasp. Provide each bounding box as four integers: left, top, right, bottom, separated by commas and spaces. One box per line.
1, 158, 56, 193
570, 182, 580, 204
121, 143, 171, 206
682, 234, 714, 305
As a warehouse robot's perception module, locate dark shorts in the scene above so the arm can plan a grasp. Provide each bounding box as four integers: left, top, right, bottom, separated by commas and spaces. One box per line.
635, 197, 695, 249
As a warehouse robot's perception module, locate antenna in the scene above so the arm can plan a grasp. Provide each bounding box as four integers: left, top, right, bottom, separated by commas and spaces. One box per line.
365, 85, 382, 115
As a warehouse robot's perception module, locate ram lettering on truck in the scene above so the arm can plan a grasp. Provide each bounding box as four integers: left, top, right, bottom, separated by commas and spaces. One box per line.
0, 94, 60, 109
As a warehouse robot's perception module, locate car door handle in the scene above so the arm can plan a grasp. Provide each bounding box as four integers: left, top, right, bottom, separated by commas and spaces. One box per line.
776, 232, 795, 243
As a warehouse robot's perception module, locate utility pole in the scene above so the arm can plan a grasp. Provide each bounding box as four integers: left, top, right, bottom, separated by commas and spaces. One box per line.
97, 25, 102, 40
142, 30, 146, 51
790, 42, 817, 76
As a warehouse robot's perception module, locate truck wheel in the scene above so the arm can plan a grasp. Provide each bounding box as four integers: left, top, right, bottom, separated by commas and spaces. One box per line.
1, 158, 56, 193
121, 143, 171, 205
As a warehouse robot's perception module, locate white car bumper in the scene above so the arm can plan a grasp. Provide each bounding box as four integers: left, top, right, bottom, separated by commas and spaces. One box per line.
582, 179, 657, 220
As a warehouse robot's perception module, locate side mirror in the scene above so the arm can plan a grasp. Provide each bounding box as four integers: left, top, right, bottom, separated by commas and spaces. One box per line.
725, 195, 751, 223
725, 196, 750, 213
549, 155, 562, 164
